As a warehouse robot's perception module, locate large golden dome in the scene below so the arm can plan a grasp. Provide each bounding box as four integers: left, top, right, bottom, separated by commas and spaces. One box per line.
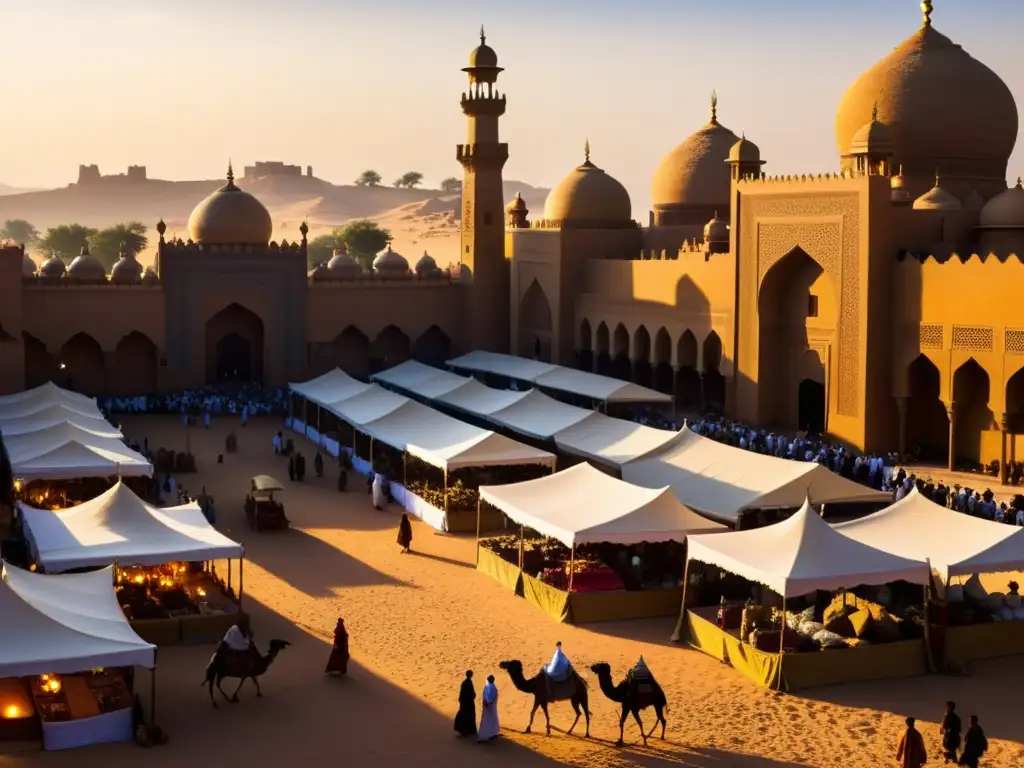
187, 165, 273, 246
651, 93, 739, 211
543, 141, 632, 225
835, 11, 1017, 192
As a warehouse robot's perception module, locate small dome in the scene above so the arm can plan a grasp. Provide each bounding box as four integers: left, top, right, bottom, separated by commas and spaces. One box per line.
913, 173, 962, 211
848, 105, 894, 155
141, 267, 160, 286
464, 27, 500, 70
543, 141, 632, 225
979, 179, 1024, 228
728, 134, 761, 164
187, 164, 273, 245
39, 254, 66, 278
67, 245, 106, 283
22, 252, 36, 277
652, 93, 739, 210
506, 192, 528, 212
110, 245, 143, 284
703, 213, 729, 243
414, 251, 440, 276
327, 248, 361, 277
310, 262, 331, 281
891, 168, 913, 204
373, 243, 409, 274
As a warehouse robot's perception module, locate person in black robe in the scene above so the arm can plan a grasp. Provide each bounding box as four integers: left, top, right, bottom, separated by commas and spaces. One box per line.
397, 514, 413, 553
454, 670, 476, 737
296, 453, 306, 481
314, 451, 324, 478
959, 715, 987, 768
940, 700, 961, 763
337, 467, 348, 493
287, 455, 296, 482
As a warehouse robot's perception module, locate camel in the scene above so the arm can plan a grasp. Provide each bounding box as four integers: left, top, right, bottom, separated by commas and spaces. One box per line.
498, 659, 591, 737
202, 639, 291, 707
590, 662, 668, 746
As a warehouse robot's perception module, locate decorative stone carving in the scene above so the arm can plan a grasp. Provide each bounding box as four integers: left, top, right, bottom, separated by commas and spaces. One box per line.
951, 325, 994, 352
919, 324, 943, 350
1004, 329, 1024, 356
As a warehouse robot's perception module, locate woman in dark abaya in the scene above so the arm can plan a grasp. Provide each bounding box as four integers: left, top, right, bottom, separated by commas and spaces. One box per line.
454, 670, 476, 737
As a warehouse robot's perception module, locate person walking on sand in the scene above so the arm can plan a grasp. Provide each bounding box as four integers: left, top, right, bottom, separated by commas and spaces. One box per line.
397, 513, 413, 553
454, 670, 476, 738
324, 618, 349, 676
959, 715, 987, 768
940, 700, 961, 763
477, 675, 499, 742
896, 717, 927, 768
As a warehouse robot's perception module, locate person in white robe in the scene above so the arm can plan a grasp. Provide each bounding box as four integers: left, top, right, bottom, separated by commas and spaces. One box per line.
477, 675, 500, 741
544, 641, 571, 680
372, 473, 385, 510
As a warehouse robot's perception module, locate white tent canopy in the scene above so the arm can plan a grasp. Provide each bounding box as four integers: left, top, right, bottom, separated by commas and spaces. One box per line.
330, 385, 413, 426
0, 385, 104, 420
0, 564, 155, 676
19, 481, 243, 571
0, 403, 121, 438
621, 427, 890, 524
447, 350, 672, 403
554, 415, 680, 469
0, 381, 95, 407
687, 500, 930, 598
373, 360, 468, 399
834, 487, 1024, 581
484, 390, 595, 439
479, 463, 726, 549
6, 423, 152, 481
289, 368, 372, 406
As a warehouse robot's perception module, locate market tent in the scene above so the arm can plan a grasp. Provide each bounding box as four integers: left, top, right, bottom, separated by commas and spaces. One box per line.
447, 350, 672, 404
479, 463, 725, 549
686, 499, 930, 598
6, 423, 152, 480
361, 399, 556, 470
19, 481, 243, 571
329, 385, 414, 427
621, 427, 890, 524
483, 390, 595, 439
834, 487, 1024, 581
0, 386, 104, 420
0, 404, 121, 438
289, 367, 371, 406
437, 379, 530, 415
554, 415, 680, 470
0, 563, 155, 676
0, 381, 95, 407
372, 360, 468, 398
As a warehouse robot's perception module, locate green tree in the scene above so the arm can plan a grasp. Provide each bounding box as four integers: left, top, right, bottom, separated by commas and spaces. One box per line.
307, 231, 345, 269
339, 219, 391, 269
439, 177, 461, 193
394, 171, 424, 189
355, 170, 382, 187
0, 219, 39, 245
87, 222, 148, 270
38, 224, 99, 261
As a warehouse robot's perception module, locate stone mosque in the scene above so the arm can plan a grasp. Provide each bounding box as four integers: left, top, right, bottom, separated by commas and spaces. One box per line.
1, 2, 1023, 474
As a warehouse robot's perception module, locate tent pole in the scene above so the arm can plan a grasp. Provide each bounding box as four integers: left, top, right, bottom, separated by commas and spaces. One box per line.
518, 526, 524, 571
670, 556, 691, 642
777, 596, 786, 692
568, 545, 576, 592
150, 648, 158, 727
443, 468, 449, 524
239, 558, 244, 608
923, 559, 935, 673
474, 497, 482, 566
227, 558, 232, 594
112, 559, 118, 586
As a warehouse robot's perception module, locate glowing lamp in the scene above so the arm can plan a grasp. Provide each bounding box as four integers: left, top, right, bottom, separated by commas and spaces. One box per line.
13, 480, 21, 492
28, 564, 37, 572
133, 575, 145, 584
2, 704, 22, 719
46, 679, 61, 694
196, 588, 207, 597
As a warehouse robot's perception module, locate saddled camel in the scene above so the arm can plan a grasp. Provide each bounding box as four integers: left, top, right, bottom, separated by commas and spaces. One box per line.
590, 662, 668, 746
203, 639, 291, 707
498, 659, 591, 737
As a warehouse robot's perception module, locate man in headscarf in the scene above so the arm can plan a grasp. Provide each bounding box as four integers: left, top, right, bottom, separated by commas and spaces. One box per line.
896, 716, 927, 768
544, 641, 571, 681
477, 674, 500, 742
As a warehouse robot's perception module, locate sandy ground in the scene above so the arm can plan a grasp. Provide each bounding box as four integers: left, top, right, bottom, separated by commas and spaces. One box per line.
5, 416, 1022, 767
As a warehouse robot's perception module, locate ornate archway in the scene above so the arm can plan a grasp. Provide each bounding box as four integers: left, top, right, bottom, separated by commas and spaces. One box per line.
906, 354, 948, 462
111, 332, 159, 395
757, 247, 836, 430
595, 322, 611, 376
333, 326, 370, 378
952, 358, 993, 466
60, 332, 106, 396
577, 319, 593, 372
611, 323, 630, 381
412, 325, 451, 368
632, 326, 652, 387
675, 330, 700, 409
205, 304, 264, 384
23, 333, 57, 390
370, 326, 410, 374
653, 327, 673, 394
518, 279, 553, 361
702, 331, 726, 412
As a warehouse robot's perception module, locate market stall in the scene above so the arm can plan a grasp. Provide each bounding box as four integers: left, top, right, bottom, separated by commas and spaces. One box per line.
477, 463, 725, 623
0, 403, 121, 438
0, 564, 155, 751
0, 382, 99, 415
621, 426, 891, 527
677, 499, 932, 691
834, 487, 1024, 666
5, 422, 152, 481
288, 368, 373, 447
19, 481, 243, 644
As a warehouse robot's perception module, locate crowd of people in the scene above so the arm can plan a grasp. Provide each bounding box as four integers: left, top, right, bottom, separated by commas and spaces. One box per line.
101, 383, 288, 418
897, 702, 988, 767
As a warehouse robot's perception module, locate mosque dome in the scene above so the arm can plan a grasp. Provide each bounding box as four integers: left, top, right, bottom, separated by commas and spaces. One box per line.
913, 173, 962, 211
327, 248, 361, 277
848, 105, 894, 155
310, 262, 331, 281
835, 10, 1018, 184
964, 189, 985, 211
141, 267, 160, 286
414, 251, 440, 277
703, 213, 729, 244
110, 245, 143, 284
651, 93, 739, 210
372, 243, 409, 274
67, 245, 106, 283
728, 134, 760, 164
979, 179, 1024, 228
39, 254, 66, 279
891, 168, 913, 204
543, 141, 632, 225
506, 193, 528, 213
22, 252, 36, 277
187, 164, 273, 246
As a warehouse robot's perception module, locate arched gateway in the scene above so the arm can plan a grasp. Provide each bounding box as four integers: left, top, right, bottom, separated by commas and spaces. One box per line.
205, 304, 265, 384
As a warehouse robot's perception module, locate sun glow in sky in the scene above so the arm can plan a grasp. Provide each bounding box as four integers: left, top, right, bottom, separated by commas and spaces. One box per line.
2, 0, 1021, 214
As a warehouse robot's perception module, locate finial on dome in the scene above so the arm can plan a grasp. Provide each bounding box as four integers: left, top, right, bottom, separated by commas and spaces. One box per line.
1017, 176, 1022, 188
226, 160, 235, 188
584, 139, 591, 164
934, 168, 941, 187
710, 90, 718, 123
871, 102, 878, 122
81, 243, 89, 256
921, 0, 933, 27
385, 235, 393, 249
480, 25, 485, 44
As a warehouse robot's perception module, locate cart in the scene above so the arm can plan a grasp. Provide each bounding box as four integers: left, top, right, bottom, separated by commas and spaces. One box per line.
245, 475, 290, 532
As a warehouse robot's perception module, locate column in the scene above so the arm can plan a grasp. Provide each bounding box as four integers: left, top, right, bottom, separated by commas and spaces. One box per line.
946, 402, 956, 472
896, 397, 909, 459
1000, 415, 1009, 484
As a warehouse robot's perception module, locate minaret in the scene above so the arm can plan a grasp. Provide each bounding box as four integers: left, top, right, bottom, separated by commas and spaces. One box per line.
457, 26, 510, 353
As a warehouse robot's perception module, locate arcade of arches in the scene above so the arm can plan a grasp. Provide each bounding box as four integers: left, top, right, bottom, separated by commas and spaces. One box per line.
23, 330, 159, 398
325, 324, 453, 379
206, 303, 265, 385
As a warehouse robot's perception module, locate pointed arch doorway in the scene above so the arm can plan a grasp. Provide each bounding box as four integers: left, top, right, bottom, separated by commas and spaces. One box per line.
206, 304, 265, 384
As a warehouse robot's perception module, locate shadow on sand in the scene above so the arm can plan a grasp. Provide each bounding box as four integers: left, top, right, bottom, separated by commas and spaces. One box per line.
407, 549, 473, 569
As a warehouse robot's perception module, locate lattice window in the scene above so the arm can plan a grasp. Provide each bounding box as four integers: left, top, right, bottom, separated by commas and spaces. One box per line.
1005, 329, 1024, 356
951, 325, 993, 352
919, 324, 943, 350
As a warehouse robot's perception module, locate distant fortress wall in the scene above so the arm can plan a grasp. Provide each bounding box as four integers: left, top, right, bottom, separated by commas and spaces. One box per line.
243, 161, 313, 179
76, 165, 148, 185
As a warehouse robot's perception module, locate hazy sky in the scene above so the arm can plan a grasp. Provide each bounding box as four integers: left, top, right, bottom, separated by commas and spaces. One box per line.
4, 0, 1022, 214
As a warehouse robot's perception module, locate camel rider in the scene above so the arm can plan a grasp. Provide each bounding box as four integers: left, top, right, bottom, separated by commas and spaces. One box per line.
217, 614, 258, 664
544, 641, 571, 682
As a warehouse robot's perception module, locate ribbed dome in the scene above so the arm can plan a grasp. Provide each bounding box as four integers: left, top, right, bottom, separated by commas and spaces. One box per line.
22, 253, 36, 277
849, 105, 894, 155
913, 174, 962, 211
728, 134, 760, 164
703, 213, 729, 244
543, 142, 632, 225
652, 95, 739, 210
327, 248, 361, 277
980, 179, 1024, 228
141, 267, 160, 286
39, 254, 66, 278
414, 251, 440, 276
110, 246, 143, 284
187, 164, 273, 245
373, 244, 409, 274
67, 245, 106, 283
835, 19, 1017, 187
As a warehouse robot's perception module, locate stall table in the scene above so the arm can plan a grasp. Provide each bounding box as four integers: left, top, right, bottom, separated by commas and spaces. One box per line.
31, 672, 133, 751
